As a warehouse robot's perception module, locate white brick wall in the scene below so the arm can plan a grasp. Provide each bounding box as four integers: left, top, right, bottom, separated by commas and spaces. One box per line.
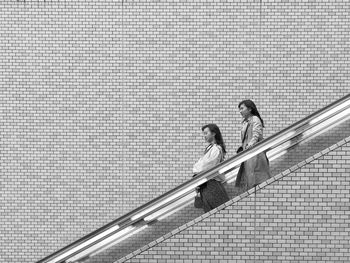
0, 1, 349, 262
122, 137, 350, 262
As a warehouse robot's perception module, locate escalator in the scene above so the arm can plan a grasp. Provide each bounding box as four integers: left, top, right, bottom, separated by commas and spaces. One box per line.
37, 94, 350, 263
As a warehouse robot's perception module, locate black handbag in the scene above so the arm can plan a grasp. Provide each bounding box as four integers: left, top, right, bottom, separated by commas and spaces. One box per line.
194, 193, 203, 208
236, 146, 243, 153
192, 173, 205, 208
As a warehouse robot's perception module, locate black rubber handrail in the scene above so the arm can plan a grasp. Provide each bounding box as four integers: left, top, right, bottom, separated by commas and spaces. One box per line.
37, 93, 350, 263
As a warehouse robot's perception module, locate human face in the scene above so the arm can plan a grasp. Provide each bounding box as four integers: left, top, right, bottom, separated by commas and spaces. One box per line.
239, 103, 252, 119
203, 127, 215, 144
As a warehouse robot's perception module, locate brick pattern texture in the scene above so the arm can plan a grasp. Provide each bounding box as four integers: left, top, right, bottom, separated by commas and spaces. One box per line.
83, 118, 350, 263
122, 137, 350, 263
0, 0, 349, 262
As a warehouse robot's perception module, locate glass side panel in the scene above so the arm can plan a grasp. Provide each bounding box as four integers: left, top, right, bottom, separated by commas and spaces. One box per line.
80, 116, 350, 263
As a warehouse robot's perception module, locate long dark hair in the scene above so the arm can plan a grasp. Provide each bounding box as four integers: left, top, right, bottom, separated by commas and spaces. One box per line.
201, 123, 227, 155
238, 99, 265, 127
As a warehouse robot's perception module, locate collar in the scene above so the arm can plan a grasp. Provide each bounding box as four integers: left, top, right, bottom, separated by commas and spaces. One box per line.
204, 143, 216, 154
241, 115, 253, 124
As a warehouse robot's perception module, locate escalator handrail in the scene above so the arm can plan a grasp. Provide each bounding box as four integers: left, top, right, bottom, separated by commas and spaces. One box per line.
38, 93, 350, 263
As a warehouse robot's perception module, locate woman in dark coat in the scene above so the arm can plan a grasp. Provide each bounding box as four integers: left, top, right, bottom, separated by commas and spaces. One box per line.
193, 124, 229, 212
235, 100, 271, 190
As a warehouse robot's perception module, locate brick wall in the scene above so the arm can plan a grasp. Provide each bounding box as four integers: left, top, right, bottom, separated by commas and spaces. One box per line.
82, 116, 350, 263
121, 137, 350, 262
0, 1, 349, 262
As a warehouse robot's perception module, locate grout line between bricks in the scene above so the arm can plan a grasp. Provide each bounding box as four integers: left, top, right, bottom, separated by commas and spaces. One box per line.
115, 136, 350, 263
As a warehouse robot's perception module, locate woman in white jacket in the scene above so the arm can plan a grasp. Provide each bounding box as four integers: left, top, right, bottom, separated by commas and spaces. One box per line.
193, 124, 229, 212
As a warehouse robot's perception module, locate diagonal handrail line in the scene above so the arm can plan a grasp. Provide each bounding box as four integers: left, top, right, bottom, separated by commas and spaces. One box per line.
37, 93, 350, 263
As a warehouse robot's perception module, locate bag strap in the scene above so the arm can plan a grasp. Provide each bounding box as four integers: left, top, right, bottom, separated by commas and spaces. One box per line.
242, 122, 250, 143
204, 144, 214, 154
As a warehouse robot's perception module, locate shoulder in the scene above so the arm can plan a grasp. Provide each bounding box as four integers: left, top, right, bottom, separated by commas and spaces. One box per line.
211, 144, 222, 154
210, 144, 222, 152
251, 116, 262, 125
213, 144, 222, 151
